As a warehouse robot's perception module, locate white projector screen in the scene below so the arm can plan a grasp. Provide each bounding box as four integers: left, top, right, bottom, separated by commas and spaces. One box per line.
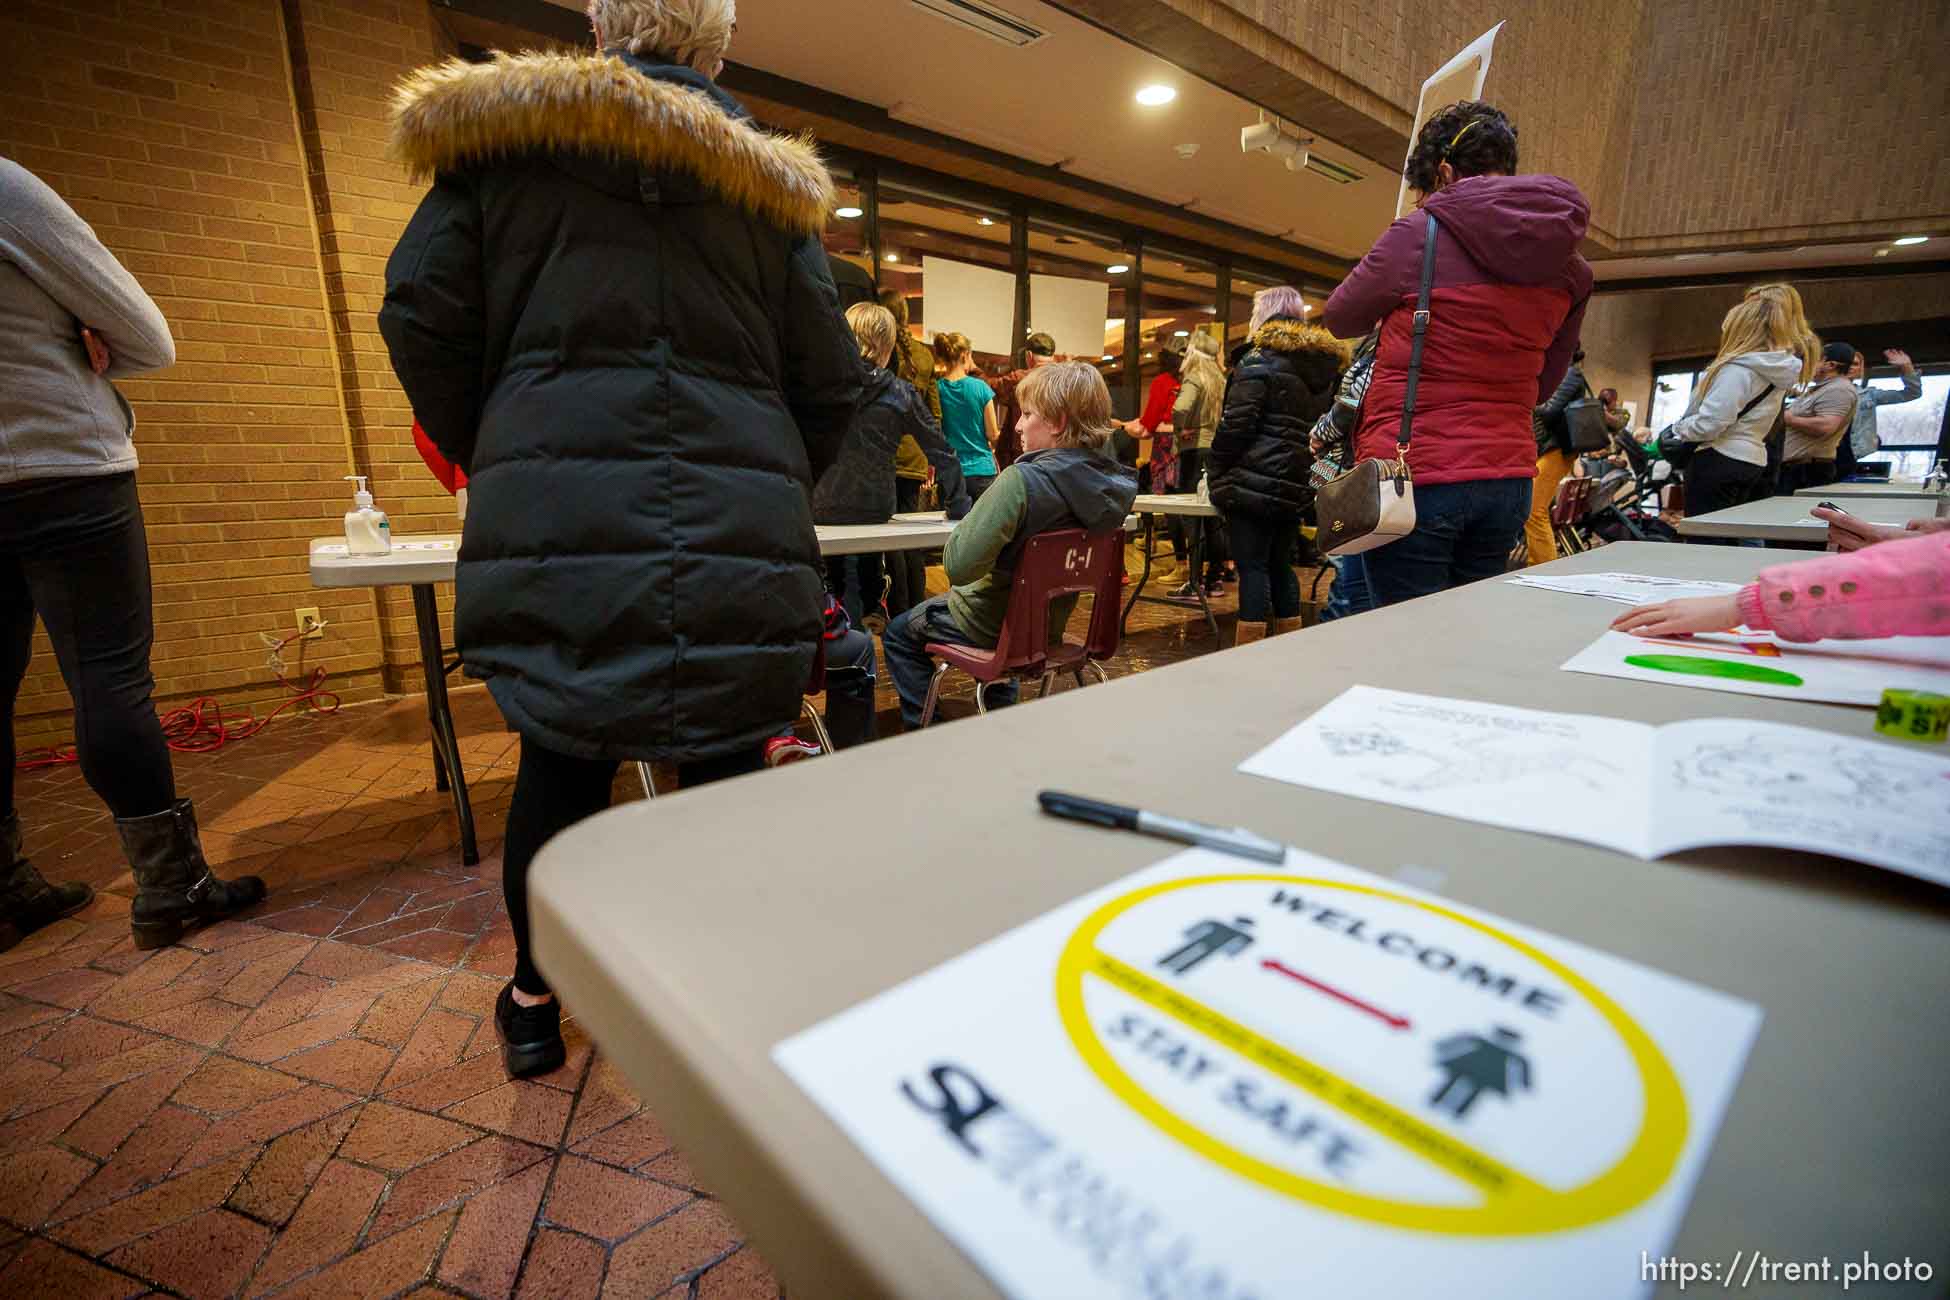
1028, 274, 1112, 359
920, 257, 1015, 356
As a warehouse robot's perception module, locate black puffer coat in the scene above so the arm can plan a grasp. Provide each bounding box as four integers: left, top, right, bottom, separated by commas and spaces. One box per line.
379, 51, 862, 762
813, 366, 970, 524
1208, 317, 1348, 520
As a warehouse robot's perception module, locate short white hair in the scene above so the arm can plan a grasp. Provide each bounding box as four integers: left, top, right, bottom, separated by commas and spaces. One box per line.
1249, 285, 1307, 334
588, 0, 735, 71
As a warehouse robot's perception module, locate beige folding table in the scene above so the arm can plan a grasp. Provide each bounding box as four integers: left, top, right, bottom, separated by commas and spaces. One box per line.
530, 541, 1950, 1300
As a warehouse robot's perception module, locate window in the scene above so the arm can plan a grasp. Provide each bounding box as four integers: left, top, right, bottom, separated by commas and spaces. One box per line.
1861, 365, 1948, 478
875, 183, 1012, 373
1648, 368, 1699, 433
1139, 249, 1219, 405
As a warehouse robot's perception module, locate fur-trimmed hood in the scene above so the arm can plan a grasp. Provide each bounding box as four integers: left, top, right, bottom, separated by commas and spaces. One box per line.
388, 50, 834, 236
1251, 317, 1350, 364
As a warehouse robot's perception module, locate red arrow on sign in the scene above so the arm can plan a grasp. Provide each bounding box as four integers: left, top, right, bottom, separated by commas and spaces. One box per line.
1261, 958, 1411, 1031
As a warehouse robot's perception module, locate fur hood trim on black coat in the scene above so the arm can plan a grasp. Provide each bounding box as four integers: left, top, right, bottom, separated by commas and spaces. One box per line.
1251, 317, 1351, 364
389, 51, 834, 235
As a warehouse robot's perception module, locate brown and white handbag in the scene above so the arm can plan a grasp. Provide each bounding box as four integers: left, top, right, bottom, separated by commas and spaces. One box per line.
1317, 213, 1438, 557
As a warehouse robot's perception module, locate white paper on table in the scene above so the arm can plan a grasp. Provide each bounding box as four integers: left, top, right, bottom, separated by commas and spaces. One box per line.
774, 848, 1760, 1300
1563, 628, 1950, 706
1240, 686, 1950, 888
1239, 685, 1658, 855
1649, 719, 1950, 883
1504, 572, 1743, 606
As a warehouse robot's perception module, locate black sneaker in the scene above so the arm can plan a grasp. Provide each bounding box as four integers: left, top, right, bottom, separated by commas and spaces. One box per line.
495, 982, 567, 1078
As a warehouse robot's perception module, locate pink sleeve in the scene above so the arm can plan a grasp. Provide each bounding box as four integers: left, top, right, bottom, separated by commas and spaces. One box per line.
1738, 532, 1950, 642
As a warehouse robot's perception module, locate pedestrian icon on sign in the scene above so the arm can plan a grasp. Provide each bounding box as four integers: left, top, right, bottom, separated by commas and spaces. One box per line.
1428, 1025, 1532, 1120
1156, 916, 1255, 975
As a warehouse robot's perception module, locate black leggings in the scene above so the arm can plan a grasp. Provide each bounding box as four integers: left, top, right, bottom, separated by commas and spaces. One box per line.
1, 473, 176, 820
1683, 449, 1764, 544
889, 477, 928, 617
502, 734, 761, 995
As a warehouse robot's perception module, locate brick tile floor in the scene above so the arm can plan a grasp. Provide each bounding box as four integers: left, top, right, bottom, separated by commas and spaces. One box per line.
0, 554, 1297, 1297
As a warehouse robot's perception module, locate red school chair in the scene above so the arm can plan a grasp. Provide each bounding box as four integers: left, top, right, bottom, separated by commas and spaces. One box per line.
1549, 475, 1600, 555
917, 528, 1125, 727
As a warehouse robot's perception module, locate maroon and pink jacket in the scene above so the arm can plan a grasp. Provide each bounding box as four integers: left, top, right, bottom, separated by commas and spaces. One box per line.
1324, 174, 1593, 486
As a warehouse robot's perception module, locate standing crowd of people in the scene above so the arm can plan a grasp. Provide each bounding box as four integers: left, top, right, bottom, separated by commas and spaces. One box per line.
3, 0, 1943, 1088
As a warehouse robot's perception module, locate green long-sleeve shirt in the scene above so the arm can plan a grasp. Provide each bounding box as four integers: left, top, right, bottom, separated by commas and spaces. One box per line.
944, 465, 1028, 645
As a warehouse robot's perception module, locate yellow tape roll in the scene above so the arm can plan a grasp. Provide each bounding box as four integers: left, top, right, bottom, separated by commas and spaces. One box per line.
1875, 689, 1950, 744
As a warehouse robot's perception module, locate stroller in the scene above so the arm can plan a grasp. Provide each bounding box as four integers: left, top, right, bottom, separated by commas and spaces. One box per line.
1584, 431, 1679, 544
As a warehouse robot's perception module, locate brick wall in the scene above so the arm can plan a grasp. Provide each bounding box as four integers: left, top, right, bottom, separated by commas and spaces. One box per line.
280, 0, 451, 689
0, 0, 462, 750
0, 0, 391, 747
1616, 0, 1950, 252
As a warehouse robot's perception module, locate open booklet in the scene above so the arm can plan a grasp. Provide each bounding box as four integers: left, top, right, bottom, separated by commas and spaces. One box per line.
1239, 686, 1950, 889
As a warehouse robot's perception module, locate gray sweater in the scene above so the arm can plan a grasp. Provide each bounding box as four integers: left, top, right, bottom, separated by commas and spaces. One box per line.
1, 156, 175, 485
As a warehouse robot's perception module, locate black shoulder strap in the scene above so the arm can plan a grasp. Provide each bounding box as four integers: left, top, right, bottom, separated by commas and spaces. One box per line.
1736, 384, 1776, 420
1398, 213, 1439, 452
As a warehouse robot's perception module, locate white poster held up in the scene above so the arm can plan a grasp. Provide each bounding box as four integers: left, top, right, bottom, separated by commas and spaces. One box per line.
1396, 24, 1503, 219
921, 256, 1015, 356
1027, 273, 1112, 359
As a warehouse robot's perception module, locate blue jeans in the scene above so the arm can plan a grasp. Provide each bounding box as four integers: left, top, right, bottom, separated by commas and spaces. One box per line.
1362, 478, 1530, 607
881, 595, 1017, 729
1226, 513, 1300, 623
1316, 553, 1372, 623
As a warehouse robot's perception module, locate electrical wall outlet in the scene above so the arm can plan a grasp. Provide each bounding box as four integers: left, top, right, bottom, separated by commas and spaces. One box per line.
295, 607, 324, 640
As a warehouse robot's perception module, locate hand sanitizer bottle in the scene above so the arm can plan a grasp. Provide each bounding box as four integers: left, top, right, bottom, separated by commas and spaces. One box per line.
343, 475, 392, 555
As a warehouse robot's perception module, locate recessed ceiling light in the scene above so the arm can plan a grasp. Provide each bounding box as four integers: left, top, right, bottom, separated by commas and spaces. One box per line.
977, 217, 995, 226
1106, 263, 1129, 274
1892, 235, 1929, 246
1135, 85, 1176, 107
834, 206, 863, 219
884, 253, 900, 263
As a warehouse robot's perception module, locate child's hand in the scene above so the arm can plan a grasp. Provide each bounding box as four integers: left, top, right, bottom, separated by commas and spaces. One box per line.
1610, 594, 1743, 637
1811, 505, 1906, 551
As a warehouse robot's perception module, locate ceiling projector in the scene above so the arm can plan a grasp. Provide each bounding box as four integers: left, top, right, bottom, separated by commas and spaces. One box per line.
1241, 119, 1311, 172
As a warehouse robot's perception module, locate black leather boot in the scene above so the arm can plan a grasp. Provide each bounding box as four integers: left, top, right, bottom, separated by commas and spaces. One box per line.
0, 813, 94, 952
495, 982, 566, 1078
115, 800, 266, 951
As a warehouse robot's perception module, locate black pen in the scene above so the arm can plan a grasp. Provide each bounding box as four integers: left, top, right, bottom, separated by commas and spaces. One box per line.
1037, 791, 1287, 864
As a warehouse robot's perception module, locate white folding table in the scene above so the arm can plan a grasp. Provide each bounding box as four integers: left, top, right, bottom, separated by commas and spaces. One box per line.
307, 515, 975, 863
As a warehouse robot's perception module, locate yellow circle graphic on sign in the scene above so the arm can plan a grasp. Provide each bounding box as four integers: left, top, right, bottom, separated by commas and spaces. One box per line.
1054, 874, 1688, 1235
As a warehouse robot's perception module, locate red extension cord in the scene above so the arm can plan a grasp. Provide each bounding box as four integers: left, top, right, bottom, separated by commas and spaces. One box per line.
14, 630, 343, 771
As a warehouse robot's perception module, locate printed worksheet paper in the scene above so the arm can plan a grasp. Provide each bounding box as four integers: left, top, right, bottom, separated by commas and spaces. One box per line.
1503, 572, 1744, 606
773, 850, 1760, 1300
1238, 686, 1950, 887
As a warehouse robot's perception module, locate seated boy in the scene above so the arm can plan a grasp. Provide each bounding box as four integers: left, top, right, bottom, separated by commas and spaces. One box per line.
881, 361, 1138, 729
